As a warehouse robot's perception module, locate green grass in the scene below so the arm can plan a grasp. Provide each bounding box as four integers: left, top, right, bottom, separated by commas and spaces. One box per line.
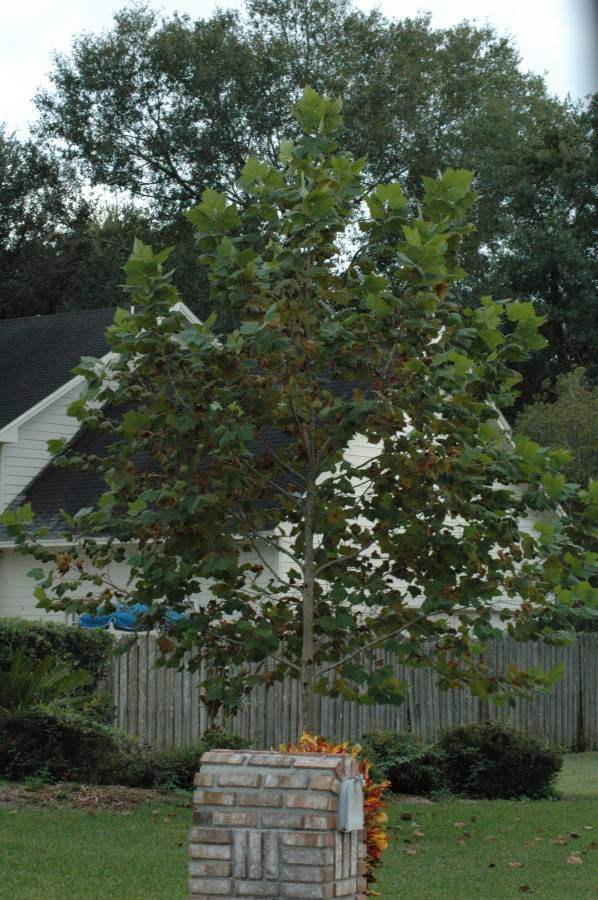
0, 799, 190, 899
0, 754, 596, 899
376, 753, 598, 899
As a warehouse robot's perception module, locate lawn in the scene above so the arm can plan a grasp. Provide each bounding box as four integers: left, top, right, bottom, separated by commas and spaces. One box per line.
0, 754, 596, 899
376, 753, 598, 899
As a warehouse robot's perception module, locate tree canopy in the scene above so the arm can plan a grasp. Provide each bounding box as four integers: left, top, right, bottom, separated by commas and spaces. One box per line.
5, 88, 596, 730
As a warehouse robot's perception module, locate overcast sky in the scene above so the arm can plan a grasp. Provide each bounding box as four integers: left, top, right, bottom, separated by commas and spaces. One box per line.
1, 0, 596, 137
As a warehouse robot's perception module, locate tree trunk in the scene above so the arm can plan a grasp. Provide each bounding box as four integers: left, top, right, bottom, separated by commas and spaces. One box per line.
301, 448, 316, 734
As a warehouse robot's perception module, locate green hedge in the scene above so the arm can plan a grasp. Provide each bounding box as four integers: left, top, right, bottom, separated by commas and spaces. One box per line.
0, 618, 114, 685
0, 705, 120, 783
360, 729, 443, 794
433, 721, 563, 799
361, 722, 563, 800
0, 700, 251, 788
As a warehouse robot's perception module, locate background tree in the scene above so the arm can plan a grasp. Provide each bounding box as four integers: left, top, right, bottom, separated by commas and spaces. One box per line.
0, 128, 207, 320
6, 89, 596, 730
517, 368, 598, 488
30, 1, 596, 398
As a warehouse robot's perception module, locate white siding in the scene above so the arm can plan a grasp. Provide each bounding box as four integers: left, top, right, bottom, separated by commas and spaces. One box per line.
0, 544, 276, 623
0, 551, 66, 621
0, 384, 83, 511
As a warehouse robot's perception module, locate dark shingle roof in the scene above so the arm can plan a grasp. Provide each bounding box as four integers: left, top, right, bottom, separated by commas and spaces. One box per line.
2, 428, 111, 539
0, 307, 116, 431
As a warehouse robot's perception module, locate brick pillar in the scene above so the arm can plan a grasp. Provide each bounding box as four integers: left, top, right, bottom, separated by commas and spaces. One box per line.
189, 749, 368, 899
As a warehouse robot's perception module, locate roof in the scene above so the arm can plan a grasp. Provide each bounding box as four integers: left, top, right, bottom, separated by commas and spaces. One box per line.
0, 307, 116, 431
1, 426, 112, 540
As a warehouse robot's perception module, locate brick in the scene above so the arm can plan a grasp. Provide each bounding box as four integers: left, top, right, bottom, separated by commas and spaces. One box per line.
189, 859, 232, 878
263, 773, 308, 789
309, 775, 340, 793
334, 878, 357, 896
194, 772, 214, 787
304, 815, 336, 830
263, 831, 279, 879
239, 792, 283, 807
189, 843, 231, 860
237, 884, 281, 897
194, 790, 236, 806
342, 833, 350, 879
283, 847, 334, 866
189, 827, 232, 844
260, 812, 304, 829
218, 772, 262, 788
188, 877, 233, 895
248, 832, 262, 880
247, 753, 292, 768
356, 876, 367, 892
285, 792, 335, 811
281, 864, 334, 883
350, 831, 358, 877
201, 751, 247, 765
233, 829, 247, 878
280, 883, 334, 898
282, 832, 335, 848
193, 811, 213, 826
293, 756, 342, 770
213, 811, 258, 827
335, 833, 343, 881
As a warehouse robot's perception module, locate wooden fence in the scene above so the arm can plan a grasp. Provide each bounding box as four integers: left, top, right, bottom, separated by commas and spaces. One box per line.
109, 633, 598, 750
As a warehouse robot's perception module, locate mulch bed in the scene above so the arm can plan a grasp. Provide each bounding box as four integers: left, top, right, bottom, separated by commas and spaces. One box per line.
0, 783, 190, 811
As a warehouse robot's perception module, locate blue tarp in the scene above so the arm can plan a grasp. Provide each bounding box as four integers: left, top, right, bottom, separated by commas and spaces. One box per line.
79, 602, 187, 631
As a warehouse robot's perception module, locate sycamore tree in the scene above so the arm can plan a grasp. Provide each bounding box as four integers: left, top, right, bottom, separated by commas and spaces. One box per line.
4, 89, 596, 731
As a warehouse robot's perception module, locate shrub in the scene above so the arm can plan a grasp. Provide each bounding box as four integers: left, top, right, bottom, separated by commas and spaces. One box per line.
0, 650, 93, 712
433, 721, 563, 799
0, 704, 251, 788
360, 730, 442, 794
0, 618, 113, 685
102, 726, 252, 789
0, 705, 121, 783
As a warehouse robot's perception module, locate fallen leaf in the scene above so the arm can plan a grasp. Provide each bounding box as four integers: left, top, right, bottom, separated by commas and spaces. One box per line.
405, 847, 417, 855
462, 831, 472, 840
583, 826, 593, 831
150, 810, 159, 825
508, 862, 524, 870
554, 835, 567, 846
587, 842, 598, 850
566, 853, 582, 865
456, 838, 467, 846
518, 885, 532, 893
454, 821, 466, 829
570, 832, 579, 839
413, 830, 425, 838
400, 812, 413, 822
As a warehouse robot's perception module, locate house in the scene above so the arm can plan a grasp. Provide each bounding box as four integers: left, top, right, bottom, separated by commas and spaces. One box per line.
0, 304, 203, 621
